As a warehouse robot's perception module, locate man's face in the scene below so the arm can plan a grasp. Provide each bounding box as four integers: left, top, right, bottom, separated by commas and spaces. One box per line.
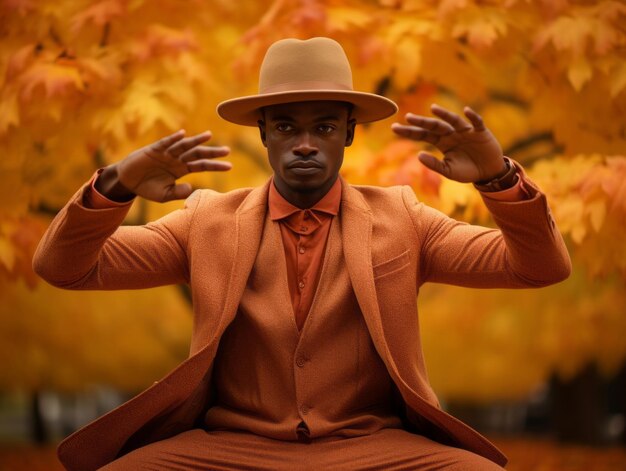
259, 101, 356, 203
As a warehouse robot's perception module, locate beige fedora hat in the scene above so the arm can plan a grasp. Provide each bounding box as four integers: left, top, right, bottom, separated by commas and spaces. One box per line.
217, 37, 398, 126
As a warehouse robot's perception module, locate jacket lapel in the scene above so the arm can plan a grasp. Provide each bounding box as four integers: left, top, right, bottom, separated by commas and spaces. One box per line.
340, 182, 414, 389
216, 179, 271, 334
340, 181, 390, 362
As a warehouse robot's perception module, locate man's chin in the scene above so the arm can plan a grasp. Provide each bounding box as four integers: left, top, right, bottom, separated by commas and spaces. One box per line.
286, 179, 327, 194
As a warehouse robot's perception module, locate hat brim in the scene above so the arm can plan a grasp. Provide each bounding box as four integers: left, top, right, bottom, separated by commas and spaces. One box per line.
217, 90, 398, 126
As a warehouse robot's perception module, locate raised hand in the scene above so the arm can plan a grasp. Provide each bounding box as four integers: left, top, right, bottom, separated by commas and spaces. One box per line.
391, 104, 506, 183
98, 130, 231, 202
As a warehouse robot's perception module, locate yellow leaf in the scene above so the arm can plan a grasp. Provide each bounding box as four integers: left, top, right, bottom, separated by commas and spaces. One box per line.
534, 15, 592, 56
120, 81, 182, 135
393, 38, 421, 90
0, 235, 16, 271
586, 200, 606, 233
0, 90, 20, 134
93, 106, 128, 143
610, 62, 626, 97
438, 179, 473, 215
554, 195, 585, 239
570, 223, 586, 244
567, 56, 592, 91
327, 7, 374, 32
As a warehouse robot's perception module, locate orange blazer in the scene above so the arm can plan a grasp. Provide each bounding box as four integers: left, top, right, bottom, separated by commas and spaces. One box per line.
33, 168, 571, 471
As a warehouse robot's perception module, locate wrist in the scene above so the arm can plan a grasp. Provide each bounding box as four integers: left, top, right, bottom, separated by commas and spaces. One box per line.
94, 165, 136, 202
473, 158, 518, 192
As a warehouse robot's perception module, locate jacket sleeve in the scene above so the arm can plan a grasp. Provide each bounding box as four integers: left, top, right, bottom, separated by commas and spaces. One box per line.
32, 183, 202, 290
402, 162, 571, 288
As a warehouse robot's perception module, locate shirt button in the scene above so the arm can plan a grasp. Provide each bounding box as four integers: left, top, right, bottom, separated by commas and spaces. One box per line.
299, 247, 305, 254
298, 281, 305, 289
300, 226, 308, 232
296, 356, 306, 367
301, 405, 309, 415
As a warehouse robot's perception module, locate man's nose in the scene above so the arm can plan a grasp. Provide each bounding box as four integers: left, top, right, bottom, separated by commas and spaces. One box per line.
293, 132, 318, 157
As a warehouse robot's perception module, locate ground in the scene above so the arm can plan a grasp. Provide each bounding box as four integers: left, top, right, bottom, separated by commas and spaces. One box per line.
1, 437, 625, 470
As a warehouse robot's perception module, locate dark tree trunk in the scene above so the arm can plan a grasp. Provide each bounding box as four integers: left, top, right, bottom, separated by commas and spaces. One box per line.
549, 363, 606, 445
30, 390, 48, 445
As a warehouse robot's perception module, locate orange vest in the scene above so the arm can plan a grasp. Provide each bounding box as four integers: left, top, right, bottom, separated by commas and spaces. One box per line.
205, 215, 402, 440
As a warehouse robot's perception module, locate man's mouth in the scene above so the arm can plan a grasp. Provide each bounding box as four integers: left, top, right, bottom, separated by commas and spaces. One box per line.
288, 161, 322, 169
289, 166, 322, 175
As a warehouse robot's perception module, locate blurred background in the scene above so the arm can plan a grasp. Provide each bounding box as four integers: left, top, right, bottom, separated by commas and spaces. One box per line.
1, 0, 625, 469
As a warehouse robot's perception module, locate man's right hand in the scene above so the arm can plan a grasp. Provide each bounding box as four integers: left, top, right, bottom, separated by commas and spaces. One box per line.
95, 130, 232, 203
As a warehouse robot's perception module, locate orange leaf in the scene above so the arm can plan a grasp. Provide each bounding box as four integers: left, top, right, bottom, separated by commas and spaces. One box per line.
131, 25, 198, 62
5, 44, 36, 80
70, 0, 125, 32
0, 0, 35, 16
19, 62, 84, 101
451, 8, 508, 50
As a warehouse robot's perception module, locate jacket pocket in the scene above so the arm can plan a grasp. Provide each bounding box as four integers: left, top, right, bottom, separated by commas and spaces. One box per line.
373, 249, 410, 280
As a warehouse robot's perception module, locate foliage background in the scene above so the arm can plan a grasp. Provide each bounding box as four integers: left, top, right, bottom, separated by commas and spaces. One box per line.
1, 0, 625, 409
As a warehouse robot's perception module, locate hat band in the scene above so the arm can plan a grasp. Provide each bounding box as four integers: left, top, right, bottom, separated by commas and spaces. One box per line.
261, 80, 353, 95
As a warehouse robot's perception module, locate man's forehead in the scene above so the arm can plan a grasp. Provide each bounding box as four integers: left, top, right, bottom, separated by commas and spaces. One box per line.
262, 100, 351, 120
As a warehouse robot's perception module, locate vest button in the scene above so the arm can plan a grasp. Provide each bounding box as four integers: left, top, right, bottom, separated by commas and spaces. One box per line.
296, 356, 306, 367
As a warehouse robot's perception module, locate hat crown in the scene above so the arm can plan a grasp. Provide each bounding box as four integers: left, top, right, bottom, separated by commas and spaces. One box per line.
259, 37, 353, 94
216, 37, 397, 126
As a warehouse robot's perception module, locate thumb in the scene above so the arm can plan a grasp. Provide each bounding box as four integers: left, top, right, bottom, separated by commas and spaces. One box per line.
163, 182, 193, 202
418, 152, 450, 179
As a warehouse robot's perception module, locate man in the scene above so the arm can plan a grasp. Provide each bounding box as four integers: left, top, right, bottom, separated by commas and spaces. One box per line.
34, 37, 571, 470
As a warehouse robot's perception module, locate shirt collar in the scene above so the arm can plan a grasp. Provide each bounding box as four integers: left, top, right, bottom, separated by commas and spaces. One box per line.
269, 177, 342, 221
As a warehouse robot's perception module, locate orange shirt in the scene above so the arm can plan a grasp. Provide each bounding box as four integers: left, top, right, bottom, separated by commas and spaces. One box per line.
268, 178, 342, 331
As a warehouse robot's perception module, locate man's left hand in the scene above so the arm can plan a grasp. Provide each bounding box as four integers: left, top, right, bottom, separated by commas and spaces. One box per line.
391, 104, 506, 183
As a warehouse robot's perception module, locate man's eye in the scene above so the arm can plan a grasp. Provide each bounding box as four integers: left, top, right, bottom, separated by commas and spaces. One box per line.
318, 125, 335, 134
276, 124, 293, 132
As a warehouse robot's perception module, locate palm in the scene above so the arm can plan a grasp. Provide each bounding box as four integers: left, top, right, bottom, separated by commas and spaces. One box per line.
116, 130, 231, 202
391, 104, 505, 183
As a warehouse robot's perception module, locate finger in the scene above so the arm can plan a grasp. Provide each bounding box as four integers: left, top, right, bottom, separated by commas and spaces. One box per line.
167, 131, 213, 157
405, 113, 455, 135
150, 129, 186, 152
463, 106, 486, 132
180, 145, 231, 163
418, 152, 451, 179
430, 104, 472, 133
391, 123, 441, 146
163, 182, 193, 202
186, 159, 233, 172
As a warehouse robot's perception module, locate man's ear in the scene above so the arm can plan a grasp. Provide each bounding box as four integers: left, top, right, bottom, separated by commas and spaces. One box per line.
345, 118, 356, 147
258, 120, 267, 147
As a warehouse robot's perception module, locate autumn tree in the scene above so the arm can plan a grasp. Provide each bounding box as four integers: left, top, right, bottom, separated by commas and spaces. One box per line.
1, 0, 625, 415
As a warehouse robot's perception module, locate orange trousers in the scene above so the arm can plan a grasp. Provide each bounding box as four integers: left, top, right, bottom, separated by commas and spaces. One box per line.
101, 428, 504, 470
